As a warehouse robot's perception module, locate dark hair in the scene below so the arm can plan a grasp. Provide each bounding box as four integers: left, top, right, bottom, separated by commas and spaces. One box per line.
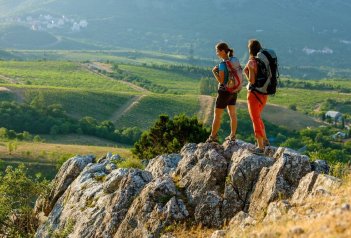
216, 42, 234, 57
248, 39, 262, 56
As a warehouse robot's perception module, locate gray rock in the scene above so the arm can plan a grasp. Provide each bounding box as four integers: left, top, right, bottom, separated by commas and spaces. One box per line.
249, 147, 311, 217
222, 148, 275, 220
178, 145, 228, 206
174, 143, 198, 177
222, 139, 249, 160
103, 168, 129, 193
229, 211, 256, 228
114, 175, 184, 238
292, 171, 341, 204
34, 155, 94, 216
263, 200, 291, 222
194, 191, 223, 227
264, 145, 278, 158
35, 168, 152, 238
146, 153, 182, 178
311, 159, 330, 174
211, 230, 227, 238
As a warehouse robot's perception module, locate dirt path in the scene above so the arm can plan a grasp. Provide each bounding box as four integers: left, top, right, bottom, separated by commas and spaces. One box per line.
0, 86, 25, 102
198, 95, 215, 124
109, 95, 146, 123
0, 74, 18, 84
81, 62, 150, 93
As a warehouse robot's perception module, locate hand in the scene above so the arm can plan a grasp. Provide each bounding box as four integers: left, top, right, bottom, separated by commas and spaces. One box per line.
212, 65, 219, 74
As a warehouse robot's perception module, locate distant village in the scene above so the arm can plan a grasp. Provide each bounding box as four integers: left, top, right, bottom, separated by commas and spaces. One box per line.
0, 14, 88, 32
325, 110, 350, 140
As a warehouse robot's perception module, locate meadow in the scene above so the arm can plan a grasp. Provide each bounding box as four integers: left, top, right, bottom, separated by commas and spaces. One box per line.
0, 52, 350, 179
0, 61, 137, 92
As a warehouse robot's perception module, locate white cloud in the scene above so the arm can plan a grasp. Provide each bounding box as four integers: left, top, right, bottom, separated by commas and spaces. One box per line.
340, 40, 351, 45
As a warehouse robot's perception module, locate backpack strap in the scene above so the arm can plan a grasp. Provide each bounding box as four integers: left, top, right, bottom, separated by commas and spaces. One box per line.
251, 91, 263, 105
225, 59, 241, 90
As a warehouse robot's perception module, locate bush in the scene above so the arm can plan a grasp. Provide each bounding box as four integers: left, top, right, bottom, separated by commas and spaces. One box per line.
0, 164, 50, 237
115, 157, 144, 169
133, 114, 209, 160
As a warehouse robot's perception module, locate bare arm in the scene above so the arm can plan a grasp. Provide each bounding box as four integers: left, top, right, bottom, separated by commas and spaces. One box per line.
244, 61, 256, 85
212, 65, 225, 84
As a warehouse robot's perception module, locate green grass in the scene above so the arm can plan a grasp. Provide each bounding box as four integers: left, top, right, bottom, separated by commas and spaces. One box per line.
237, 86, 351, 114
268, 88, 351, 112
118, 64, 201, 94
20, 87, 135, 120
115, 94, 201, 129
6, 49, 204, 66
0, 61, 137, 92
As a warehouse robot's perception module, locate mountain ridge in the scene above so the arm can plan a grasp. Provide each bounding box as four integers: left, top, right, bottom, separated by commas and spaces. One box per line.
0, 0, 350, 68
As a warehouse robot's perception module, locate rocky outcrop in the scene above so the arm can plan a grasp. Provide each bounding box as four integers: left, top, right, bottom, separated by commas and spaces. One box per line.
114, 175, 188, 238
34, 155, 94, 216
35, 142, 341, 238
248, 147, 311, 218
291, 171, 342, 204
222, 148, 275, 219
146, 153, 181, 178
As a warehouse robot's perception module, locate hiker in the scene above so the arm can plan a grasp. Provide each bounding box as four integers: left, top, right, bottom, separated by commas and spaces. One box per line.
206, 42, 241, 143
244, 39, 270, 154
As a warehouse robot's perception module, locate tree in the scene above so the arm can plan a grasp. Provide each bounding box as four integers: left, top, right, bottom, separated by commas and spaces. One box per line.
7, 141, 17, 155
0, 164, 49, 237
133, 114, 209, 160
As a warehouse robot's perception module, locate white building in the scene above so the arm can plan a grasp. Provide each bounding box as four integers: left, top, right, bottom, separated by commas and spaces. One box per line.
325, 111, 343, 123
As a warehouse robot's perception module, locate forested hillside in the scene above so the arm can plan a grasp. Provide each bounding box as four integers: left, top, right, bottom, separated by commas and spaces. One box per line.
0, 0, 350, 68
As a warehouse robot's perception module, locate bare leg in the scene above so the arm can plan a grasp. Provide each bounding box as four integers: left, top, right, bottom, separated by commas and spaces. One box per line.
227, 105, 237, 138
210, 108, 224, 137
257, 137, 264, 149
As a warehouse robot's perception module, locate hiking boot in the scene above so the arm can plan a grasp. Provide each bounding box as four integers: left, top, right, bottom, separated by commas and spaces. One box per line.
206, 135, 219, 143
250, 147, 265, 156
225, 135, 237, 144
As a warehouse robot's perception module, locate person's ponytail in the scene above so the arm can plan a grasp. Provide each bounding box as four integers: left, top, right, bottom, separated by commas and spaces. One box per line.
228, 48, 234, 57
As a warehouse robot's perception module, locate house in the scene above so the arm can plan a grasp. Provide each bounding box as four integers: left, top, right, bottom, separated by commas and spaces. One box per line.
332, 131, 346, 140
325, 111, 343, 123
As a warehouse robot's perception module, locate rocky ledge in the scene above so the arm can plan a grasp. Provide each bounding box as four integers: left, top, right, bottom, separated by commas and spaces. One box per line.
34, 140, 341, 238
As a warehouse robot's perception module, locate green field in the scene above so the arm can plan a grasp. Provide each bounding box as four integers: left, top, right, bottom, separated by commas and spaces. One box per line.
0, 61, 137, 92
0, 52, 350, 182
118, 64, 201, 94
115, 94, 201, 129
269, 88, 351, 112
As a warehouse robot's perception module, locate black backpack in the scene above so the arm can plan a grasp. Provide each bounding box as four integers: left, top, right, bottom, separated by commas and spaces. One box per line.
251, 49, 279, 95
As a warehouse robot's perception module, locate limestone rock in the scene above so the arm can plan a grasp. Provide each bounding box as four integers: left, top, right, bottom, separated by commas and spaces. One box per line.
311, 159, 330, 174
35, 165, 152, 238
249, 147, 311, 217
222, 148, 275, 220
292, 171, 342, 204
263, 200, 291, 222
34, 155, 94, 216
146, 153, 182, 178
178, 143, 228, 206
194, 191, 223, 227
114, 175, 188, 238
229, 211, 257, 228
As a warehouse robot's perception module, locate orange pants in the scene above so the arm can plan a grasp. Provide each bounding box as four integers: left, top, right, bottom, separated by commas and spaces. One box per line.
247, 91, 268, 138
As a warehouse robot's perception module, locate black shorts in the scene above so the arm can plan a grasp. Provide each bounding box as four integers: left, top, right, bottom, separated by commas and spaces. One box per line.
215, 90, 238, 109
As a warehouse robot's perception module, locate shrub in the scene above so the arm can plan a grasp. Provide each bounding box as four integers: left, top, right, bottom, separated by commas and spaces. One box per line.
133, 114, 209, 160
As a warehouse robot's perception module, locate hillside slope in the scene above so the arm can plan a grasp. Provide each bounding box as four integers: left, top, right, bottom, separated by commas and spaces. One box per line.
0, 0, 350, 67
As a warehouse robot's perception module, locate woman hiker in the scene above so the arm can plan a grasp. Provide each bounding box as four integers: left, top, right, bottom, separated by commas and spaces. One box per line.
244, 39, 270, 154
206, 42, 240, 143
